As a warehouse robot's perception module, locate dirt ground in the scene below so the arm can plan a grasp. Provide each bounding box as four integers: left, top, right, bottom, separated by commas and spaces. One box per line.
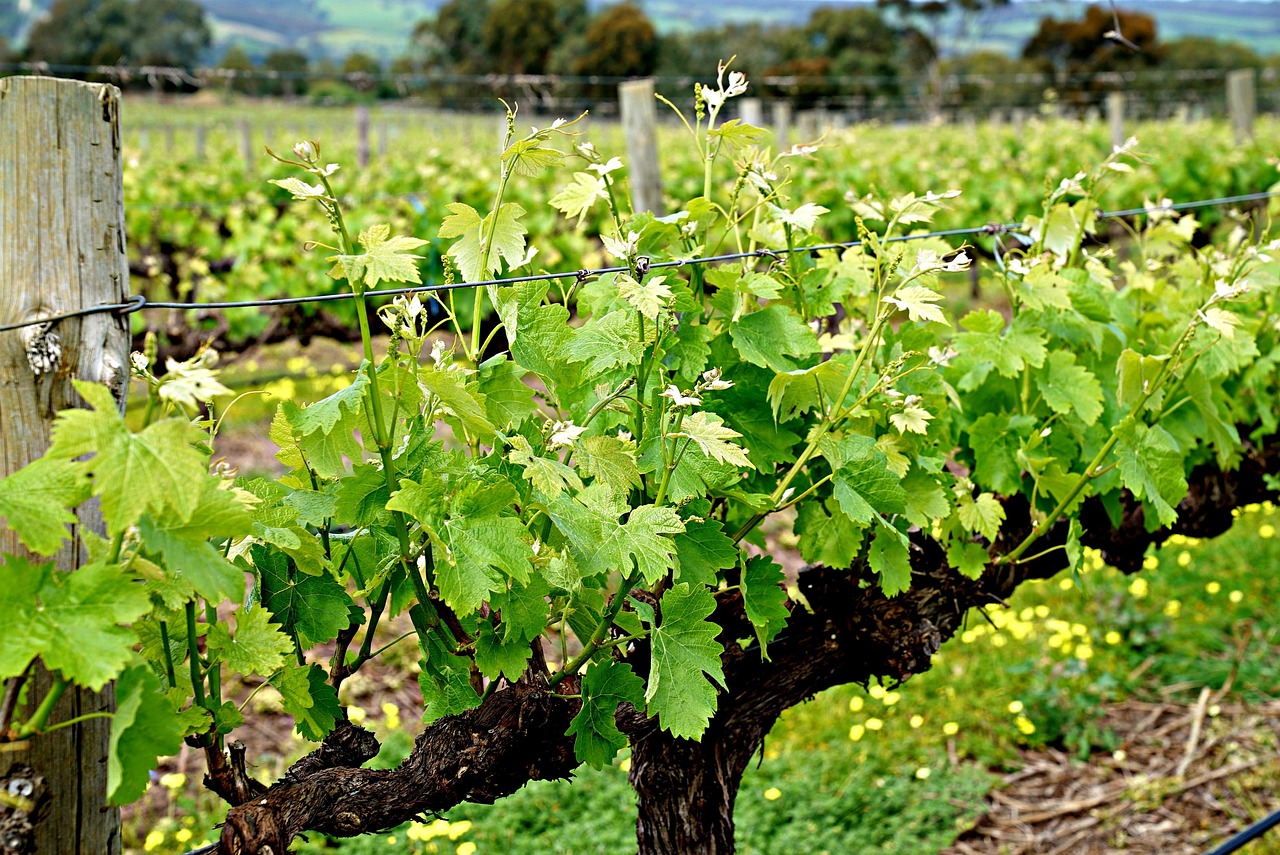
949, 695, 1280, 855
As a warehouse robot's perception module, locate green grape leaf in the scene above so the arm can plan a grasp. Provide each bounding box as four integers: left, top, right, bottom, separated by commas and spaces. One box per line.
284, 368, 369, 437
0, 455, 90, 555
1114, 421, 1187, 528
946, 540, 989, 580
270, 405, 305, 470
579, 435, 642, 496
473, 622, 530, 681
1065, 518, 1083, 577
507, 436, 583, 500
968, 412, 1036, 495
438, 515, 534, 613
708, 119, 765, 157
136, 476, 252, 602
832, 448, 907, 525
1116, 349, 1169, 412
901, 471, 949, 528
258, 547, 353, 646
329, 223, 428, 288
742, 555, 789, 657
957, 492, 1005, 542
953, 311, 1047, 389
502, 137, 563, 177
673, 518, 739, 586
477, 356, 537, 430
206, 606, 294, 678
418, 368, 496, 444
1037, 351, 1104, 426
617, 274, 673, 320
1017, 265, 1075, 311
108, 665, 185, 804
385, 472, 447, 533
440, 202, 528, 282
0, 557, 151, 690
283, 489, 337, 528
565, 310, 644, 373
418, 630, 480, 724
884, 285, 948, 325
729, 305, 820, 373
794, 498, 864, 567
490, 575, 551, 643
138, 515, 245, 605
549, 172, 608, 224
676, 412, 754, 469
868, 527, 912, 597
595, 504, 685, 585
273, 663, 340, 741
643, 583, 725, 740
49, 382, 207, 537
567, 660, 645, 769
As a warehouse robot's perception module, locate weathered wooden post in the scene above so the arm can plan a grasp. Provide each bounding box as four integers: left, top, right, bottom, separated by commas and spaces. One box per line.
0, 75, 131, 855
771, 101, 792, 149
738, 97, 763, 127
619, 79, 663, 215
239, 117, 254, 165
195, 123, 206, 159
1227, 69, 1256, 145
356, 105, 370, 167
1107, 90, 1126, 150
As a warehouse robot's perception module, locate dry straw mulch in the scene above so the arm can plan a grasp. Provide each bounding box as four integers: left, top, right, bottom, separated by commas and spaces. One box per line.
949, 692, 1280, 854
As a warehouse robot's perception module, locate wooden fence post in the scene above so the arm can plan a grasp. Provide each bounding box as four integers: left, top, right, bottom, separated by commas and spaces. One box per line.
738, 97, 763, 127
1107, 90, 1126, 150
356, 105, 370, 167
239, 117, 254, 165
0, 75, 131, 855
771, 101, 792, 149
619, 79, 663, 215
1227, 69, 1256, 145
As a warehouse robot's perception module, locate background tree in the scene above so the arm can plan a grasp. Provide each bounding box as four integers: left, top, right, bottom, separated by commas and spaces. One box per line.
413, 0, 492, 75
216, 43, 258, 96
762, 7, 936, 111
654, 22, 781, 82
570, 2, 657, 79
25, 0, 210, 79
262, 48, 309, 97
481, 0, 588, 75
938, 50, 1044, 113
1022, 4, 1162, 98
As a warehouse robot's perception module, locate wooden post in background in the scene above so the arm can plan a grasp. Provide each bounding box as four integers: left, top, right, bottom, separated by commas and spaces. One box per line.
1227, 69, 1256, 145
195, 124, 206, 159
0, 75, 131, 855
1107, 91, 1125, 150
239, 117, 253, 165
356, 105, 370, 167
619, 79, 663, 215
771, 101, 792, 149
739, 97, 763, 127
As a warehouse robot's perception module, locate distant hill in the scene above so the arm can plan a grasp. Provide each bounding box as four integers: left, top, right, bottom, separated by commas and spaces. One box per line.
4, 0, 1278, 62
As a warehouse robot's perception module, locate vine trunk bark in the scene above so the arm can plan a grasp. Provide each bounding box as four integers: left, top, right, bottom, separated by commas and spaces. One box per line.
629, 714, 766, 854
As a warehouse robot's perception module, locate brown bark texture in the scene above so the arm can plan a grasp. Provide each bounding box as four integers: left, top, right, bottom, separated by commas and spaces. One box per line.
216, 433, 1280, 855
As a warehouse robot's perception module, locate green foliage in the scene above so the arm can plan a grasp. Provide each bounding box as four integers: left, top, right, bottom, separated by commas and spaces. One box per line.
3, 65, 1280, 855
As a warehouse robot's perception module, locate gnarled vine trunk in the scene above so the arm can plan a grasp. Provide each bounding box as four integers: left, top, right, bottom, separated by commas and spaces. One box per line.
216, 434, 1280, 855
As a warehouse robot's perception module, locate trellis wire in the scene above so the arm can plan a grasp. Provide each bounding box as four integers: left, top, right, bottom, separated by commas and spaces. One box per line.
1, 189, 1276, 337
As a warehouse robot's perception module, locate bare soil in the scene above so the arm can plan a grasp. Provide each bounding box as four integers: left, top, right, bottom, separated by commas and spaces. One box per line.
950, 696, 1280, 855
